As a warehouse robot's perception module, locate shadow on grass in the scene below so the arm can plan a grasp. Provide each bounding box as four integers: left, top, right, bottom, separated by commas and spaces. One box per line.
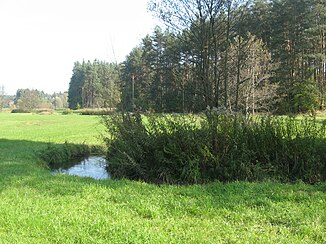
0, 139, 49, 173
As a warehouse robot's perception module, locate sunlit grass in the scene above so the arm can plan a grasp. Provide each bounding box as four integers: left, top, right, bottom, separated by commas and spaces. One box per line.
0, 113, 104, 144
0, 112, 325, 243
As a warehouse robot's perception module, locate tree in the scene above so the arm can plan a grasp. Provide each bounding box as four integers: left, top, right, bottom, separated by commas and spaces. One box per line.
246, 0, 272, 47
149, 0, 226, 109
116, 0, 325, 114
149, 0, 252, 111
68, 61, 85, 109
306, 0, 326, 110
68, 60, 121, 109
243, 0, 325, 113
266, 0, 322, 113
15, 89, 43, 111
52, 92, 68, 109
120, 47, 145, 111
228, 34, 278, 114
97, 62, 121, 109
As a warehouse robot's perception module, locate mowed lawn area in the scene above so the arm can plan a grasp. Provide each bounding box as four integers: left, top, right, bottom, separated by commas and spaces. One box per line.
0, 112, 325, 243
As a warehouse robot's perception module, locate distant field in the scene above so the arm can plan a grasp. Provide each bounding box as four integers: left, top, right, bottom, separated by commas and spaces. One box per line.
0, 112, 325, 243
0, 112, 104, 144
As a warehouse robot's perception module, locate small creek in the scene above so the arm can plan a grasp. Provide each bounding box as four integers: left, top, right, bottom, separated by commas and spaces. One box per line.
51, 156, 110, 180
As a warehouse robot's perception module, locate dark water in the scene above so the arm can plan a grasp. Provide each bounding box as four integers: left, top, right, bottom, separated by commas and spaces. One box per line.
51, 156, 110, 180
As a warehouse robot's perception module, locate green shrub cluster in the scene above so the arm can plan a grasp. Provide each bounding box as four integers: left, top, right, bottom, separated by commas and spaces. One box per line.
61, 109, 73, 115
35, 109, 54, 115
102, 112, 326, 184
11, 108, 31, 113
80, 109, 115, 116
39, 142, 97, 169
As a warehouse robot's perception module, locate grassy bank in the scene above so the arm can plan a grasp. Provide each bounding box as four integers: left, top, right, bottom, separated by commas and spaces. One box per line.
0, 113, 325, 243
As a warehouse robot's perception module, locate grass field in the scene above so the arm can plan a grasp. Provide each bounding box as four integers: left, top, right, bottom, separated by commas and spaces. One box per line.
0, 112, 325, 243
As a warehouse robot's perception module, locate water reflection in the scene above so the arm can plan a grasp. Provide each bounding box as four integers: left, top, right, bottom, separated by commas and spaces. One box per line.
52, 156, 110, 180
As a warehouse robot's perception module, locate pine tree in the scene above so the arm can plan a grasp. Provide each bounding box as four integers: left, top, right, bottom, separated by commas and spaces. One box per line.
68, 60, 121, 109
68, 61, 85, 109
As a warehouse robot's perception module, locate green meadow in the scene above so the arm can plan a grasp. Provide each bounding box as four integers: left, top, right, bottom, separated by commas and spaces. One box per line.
0, 112, 325, 243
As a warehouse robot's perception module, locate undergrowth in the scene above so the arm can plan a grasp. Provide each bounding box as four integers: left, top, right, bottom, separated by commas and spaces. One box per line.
102, 112, 326, 184
39, 142, 105, 169
79, 109, 115, 116
11, 108, 31, 113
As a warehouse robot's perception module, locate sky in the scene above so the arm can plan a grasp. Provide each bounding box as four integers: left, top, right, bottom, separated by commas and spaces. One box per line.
0, 0, 160, 95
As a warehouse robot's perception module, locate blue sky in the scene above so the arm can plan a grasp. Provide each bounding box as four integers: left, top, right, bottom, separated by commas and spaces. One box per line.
0, 0, 159, 95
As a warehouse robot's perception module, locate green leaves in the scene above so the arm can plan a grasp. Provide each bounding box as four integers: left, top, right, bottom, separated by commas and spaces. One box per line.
103, 113, 326, 184
68, 60, 121, 110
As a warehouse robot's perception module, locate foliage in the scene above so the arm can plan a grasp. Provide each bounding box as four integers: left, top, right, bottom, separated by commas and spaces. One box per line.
247, 0, 326, 113
79, 108, 116, 116
103, 113, 205, 183
15, 88, 44, 110
68, 60, 120, 109
52, 92, 69, 109
63, 0, 325, 114
35, 109, 55, 115
13, 89, 67, 111
114, 0, 326, 114
11, 108, 31, 113
39, 141, 104, 169
62, 108, 73, 115
293, 80, 321, 114
39, 142, 89, 167
103, 112, 326, 184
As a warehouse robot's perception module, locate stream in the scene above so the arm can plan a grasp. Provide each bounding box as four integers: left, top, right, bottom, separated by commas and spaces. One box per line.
51, 156, 110, 180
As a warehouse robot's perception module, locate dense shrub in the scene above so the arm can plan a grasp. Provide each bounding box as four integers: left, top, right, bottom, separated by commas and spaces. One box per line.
80, 109, 115, 116
11, 108, 31, 113
35, 109, 54, 115
102, 112, 326, 184
62, 109, 73, 115
39, 142, 103, 169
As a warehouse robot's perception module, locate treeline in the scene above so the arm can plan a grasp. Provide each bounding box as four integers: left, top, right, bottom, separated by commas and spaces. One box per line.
121, 28, 278, 113
68, 0, 325, 114
14, 89, 68, 111
68, 60, 120, 109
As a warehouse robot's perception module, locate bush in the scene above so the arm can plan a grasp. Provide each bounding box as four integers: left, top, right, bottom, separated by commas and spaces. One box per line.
35, 109, 54, 115
80, 109, 115, 116
62, 109, 73, 115
11, 108, 31, 113
102, 112, 326, 184
102, 113, 205, 184
39, 142, 104, 169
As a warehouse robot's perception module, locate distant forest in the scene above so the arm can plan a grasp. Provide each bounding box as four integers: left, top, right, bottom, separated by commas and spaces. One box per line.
0, 89, 68, 112
68, 0, 325, 114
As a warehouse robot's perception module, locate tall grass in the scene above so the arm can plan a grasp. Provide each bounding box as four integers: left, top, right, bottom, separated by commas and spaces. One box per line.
39, 142, 105, 169
103, 112, 326, 184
